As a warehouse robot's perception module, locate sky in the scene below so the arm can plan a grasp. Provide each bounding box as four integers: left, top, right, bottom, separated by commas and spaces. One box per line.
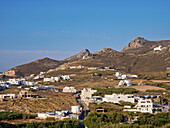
0, 0, 170, 72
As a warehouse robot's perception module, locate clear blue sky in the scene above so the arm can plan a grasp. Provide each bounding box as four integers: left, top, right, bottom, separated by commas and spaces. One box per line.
0, 0, 170, 72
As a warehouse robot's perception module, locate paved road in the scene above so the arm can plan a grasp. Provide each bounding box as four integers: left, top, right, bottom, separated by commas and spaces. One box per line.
73, 93, 90, 128
78, 99, 90, 120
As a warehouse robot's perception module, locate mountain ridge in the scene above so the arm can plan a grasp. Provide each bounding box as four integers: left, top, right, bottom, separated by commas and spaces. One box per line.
3, 37, 170, 77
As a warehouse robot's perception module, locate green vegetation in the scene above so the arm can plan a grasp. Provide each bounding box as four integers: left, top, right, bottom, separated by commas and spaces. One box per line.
135, 112, 170, 127
0, 119, 80, 128
84, 112, 125, 128
0, 112, 36, 121
89, 102, 123, 112
93, 87, 138, 96
84, 112, 170, 128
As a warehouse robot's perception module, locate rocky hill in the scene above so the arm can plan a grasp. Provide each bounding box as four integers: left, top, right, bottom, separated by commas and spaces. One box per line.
3, 37, 170, 77
122, 37, 170, 54
4, 57, 63, 77
64, 49, 90, 61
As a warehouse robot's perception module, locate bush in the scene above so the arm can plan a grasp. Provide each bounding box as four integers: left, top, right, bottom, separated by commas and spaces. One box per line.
46, 117, 55, 121
0, 112, 36, 121
93, 87, 138, 96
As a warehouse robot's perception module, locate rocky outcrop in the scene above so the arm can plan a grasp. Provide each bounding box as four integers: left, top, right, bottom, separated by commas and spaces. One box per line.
122, 37, 170, 54
4, 70, 18, 77
4, 57, 63, 77
64, 49, 90, 61
122, 37, 147, 51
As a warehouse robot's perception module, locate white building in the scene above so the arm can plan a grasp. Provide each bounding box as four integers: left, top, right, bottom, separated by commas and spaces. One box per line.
135, 99, 153, 113
21, 81, 35, 86
81, 88, 97, 99
51, 77, 60, 82
115, 72, 122, 79
69, 65, 84, 69
118, 80, 132, 87
71, 106, 80, 113
43, 78, 51, 82
38, 110, 78, 120
115, 72, 138, 79
63, 86, 77, 93
0, 94, 16, 99
61, 75, 70, 80
45, 85, 55, 90
8, 79, 21, 85
103, 93, 136, 103
43, 77, 60, 82
87, 67, 98, 70
30, 86, 46, 90
123, 99, 162, 114
154, 45, 163, 51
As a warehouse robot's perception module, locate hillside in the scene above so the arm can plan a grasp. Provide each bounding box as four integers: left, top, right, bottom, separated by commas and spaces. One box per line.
4, 57, 63, 77
3, 37, 170, 77
122, 37, 170, 54
59, 38, 170, 75
64, 49, 90, 61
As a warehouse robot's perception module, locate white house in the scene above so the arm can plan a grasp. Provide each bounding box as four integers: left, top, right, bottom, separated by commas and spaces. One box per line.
21, 81, 35, 86
115, 72, 138, 79
70, 65, 84, 69
118, 80, 125, 87
81, 88, 97, 99
63, 86, 77, 93
115, 72, 122, 79
135, 99, 153, 113
0, 94, 16, 99
51, 77, 60, 82
71, 106, 80, 113
103, 93, 136, 103
43, 78, 51, 82
45, 85, 55, 90
154, 45, 163, 51
124, 98, 163, 114
8, 79, 21, 85
118, 80, 132, 87
30, 86, 46, 90
44, 77, 60, 82
61, 75, 70, 80
38, 110, 78, 120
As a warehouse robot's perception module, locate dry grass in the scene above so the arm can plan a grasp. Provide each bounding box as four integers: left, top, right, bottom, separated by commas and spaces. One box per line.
0, 87, 78, 113
127, 85, 166, 92
150, 80, 170, 83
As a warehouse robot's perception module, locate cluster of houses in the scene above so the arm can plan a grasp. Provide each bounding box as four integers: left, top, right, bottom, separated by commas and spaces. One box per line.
80, 87, 165, 114
0, 90, 41, 100
37, 105, 81, 120
0, 79, 35, 90
115, 72, 138, 87
69, 65, 84, 69
19, 85, 57, 91
43, 75, 70, 82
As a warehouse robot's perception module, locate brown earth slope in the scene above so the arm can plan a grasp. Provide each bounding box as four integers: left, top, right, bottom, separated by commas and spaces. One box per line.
3, 37, 170, 77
